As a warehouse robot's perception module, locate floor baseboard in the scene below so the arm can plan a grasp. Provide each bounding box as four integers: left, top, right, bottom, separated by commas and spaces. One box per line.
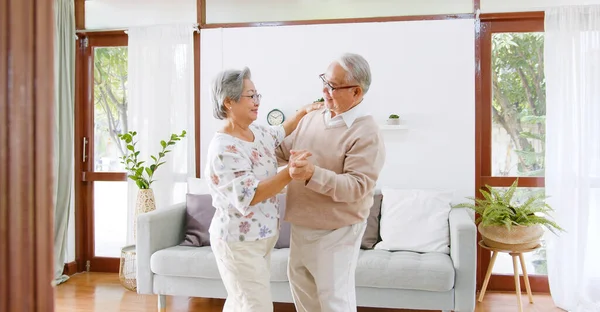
63, 261, 78, 276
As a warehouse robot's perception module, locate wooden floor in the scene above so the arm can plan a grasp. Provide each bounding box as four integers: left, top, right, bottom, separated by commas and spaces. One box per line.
55, 273, 563, 312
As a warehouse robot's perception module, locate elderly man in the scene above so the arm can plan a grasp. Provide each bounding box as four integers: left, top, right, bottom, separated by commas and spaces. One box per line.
276, 53, 386, 312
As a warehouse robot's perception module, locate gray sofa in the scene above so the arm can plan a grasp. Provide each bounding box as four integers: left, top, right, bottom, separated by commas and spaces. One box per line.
136, 193, 477, 312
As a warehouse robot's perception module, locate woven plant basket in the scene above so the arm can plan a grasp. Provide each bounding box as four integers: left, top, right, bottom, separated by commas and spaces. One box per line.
119, 245, 137, 291
479, 224, 544, 251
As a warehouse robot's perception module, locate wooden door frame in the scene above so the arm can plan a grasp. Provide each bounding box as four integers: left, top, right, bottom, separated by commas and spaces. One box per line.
75, 31, 129, 273
0, 0, 55, 310
475, 13, 548, 292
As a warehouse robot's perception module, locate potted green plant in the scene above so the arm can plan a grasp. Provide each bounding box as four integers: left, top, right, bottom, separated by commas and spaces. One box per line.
387, 114, 400, 125
452, 178, 564, 250
118, 130, 186, 237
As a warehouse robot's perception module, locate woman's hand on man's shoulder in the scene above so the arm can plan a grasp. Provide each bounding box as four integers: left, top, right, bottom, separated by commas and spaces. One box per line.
300, 101, 324, 115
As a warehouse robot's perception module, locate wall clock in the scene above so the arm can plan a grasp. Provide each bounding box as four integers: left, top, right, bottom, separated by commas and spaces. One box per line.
267, 109, 285, 125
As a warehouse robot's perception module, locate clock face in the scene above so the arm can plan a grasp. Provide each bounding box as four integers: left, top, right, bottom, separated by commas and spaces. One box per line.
267, 109, 285, 125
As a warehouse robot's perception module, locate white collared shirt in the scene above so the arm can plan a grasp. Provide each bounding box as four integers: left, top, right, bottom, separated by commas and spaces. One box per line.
323, 102, 370, 128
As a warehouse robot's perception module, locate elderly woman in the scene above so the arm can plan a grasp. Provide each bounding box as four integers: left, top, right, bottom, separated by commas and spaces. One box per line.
205, 67, 321, 312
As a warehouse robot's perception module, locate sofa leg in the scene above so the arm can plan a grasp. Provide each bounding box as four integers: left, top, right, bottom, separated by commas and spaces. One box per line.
158, 294, 166, 312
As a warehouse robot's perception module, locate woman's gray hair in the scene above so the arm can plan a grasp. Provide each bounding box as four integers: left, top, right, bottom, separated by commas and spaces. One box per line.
336, 53, 372, 95
211, 67, 252, 120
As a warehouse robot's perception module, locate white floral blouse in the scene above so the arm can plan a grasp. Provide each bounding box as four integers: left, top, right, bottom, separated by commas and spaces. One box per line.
205, 123, 285, 242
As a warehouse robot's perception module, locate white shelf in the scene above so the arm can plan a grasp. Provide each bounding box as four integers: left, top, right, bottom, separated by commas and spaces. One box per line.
379, 124, 408, 130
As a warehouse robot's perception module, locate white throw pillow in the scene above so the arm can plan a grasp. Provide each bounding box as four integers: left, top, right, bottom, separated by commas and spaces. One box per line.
374, 188, 452, 254
187, 177, 210, 194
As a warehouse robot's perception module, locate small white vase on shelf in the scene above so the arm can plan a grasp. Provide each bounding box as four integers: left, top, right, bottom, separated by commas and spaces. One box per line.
386, 118, 400, 125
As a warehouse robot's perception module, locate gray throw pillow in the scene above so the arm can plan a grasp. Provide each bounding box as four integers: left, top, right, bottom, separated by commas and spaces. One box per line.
360, 194, 383, 249
274, 194, 290, 249
180, 193, 216, 247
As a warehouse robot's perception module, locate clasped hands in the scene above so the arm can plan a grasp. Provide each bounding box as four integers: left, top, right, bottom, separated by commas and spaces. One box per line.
288, 150, 314, 181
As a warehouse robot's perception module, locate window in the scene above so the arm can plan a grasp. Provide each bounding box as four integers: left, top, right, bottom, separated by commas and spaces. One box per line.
477, 15, 548, 292
491, 32, 545, 178
93, 46, 129, 172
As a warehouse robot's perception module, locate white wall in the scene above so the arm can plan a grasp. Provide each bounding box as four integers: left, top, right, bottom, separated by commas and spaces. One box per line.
206, 0, 474, 23
85, 0, 196, 29
481, 0, 600, 13
200, 19, 476, 202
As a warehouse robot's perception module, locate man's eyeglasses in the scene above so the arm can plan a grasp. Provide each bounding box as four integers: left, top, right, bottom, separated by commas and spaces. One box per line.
241, 94, 262, 103
319, 74, 358, 93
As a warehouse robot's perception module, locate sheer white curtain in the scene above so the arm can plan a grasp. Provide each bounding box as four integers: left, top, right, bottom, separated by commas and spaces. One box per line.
126, 24, 196, 244
545, 5, 600, 312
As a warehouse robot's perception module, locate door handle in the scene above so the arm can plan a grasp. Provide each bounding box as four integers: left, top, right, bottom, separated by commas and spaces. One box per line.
82, 137, 88, 163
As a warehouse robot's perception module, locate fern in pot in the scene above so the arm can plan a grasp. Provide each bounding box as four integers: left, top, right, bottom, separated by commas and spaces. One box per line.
453, 179, 564, 250
118, 130, 186, 237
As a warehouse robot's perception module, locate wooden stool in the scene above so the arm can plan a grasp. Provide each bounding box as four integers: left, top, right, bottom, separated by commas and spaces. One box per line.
478, 240, 540, 312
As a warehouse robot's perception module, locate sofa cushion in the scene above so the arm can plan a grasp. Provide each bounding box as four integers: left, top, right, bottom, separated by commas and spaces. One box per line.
361, 193, 383, 249
375, 189, 452, 254
355, 249, 455, 292
180, 193, 216, 247
152, 246, 221, 279
151, 247, 455, 292
151, 245, 291, 282
269, 248, 290, 282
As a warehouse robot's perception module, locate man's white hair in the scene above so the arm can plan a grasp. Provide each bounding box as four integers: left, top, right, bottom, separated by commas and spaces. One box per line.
336, 53, 372, 95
